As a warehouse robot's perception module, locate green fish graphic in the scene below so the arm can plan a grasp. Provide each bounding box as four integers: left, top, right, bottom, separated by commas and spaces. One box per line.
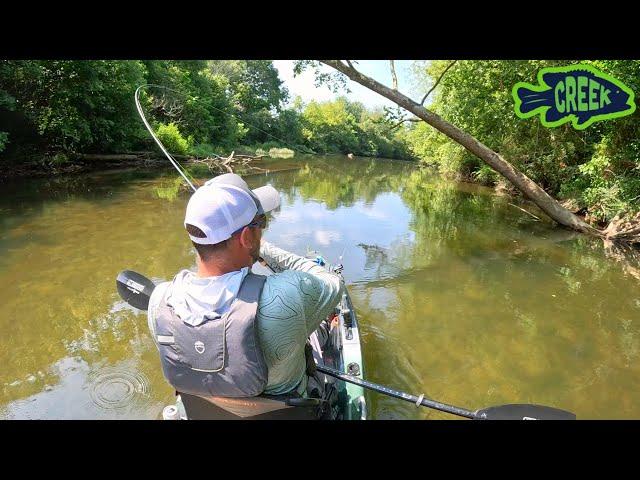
512, 64, 636, 130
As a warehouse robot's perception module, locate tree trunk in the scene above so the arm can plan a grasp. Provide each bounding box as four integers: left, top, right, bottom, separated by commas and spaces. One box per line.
320, 60, 603, 238
389, 60, 398, 90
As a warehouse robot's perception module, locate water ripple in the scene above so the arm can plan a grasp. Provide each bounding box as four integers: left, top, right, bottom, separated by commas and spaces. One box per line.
88, 368, 150, 411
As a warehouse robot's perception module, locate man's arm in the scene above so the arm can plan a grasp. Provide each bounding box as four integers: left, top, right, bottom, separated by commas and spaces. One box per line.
259, 240, 345, 335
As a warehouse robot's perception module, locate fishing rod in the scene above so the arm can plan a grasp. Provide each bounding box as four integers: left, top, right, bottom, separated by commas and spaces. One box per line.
134, 85, 197, 193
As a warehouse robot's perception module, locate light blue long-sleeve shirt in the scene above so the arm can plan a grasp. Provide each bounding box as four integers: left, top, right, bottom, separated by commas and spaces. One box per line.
147, 241, 344, 395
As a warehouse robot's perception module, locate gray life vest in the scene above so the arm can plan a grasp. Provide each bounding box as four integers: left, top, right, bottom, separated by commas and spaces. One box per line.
153, 272, 268, 398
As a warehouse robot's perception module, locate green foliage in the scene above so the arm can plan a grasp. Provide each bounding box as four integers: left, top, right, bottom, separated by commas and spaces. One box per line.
209, 60, 288, 145
51, 152, 69, 165
0, 60, 416, 168
209, 60, 287, 113
268, 147, 295, 158
473, 164, 499, 185
0, 60, 148, 153
405, 60, 640, 222
155, 122, 191, 155
0, 131, 8, 153
296, 97, 413, 159
293, 61, 350, 94
143, 61, 238, 146
301, 98, 360, 153
189, 143, 221, 158
274, 107, 306, 147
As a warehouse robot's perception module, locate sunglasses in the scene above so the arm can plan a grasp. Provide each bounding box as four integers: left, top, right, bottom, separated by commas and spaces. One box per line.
231, 214, 267, 236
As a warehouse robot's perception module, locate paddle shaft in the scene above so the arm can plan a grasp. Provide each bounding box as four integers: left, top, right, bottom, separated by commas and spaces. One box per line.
316, 365, 477, 419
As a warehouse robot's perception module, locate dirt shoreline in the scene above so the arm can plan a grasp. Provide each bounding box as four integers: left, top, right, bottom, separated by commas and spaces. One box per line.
0, 156, 169, 180
0, 152, 417, 180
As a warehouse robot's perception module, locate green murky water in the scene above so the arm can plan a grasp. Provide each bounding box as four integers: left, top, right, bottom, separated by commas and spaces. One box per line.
1, 155, 639, 419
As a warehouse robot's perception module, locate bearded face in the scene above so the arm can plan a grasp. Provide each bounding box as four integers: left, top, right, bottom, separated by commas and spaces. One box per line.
248, 227, 262, 264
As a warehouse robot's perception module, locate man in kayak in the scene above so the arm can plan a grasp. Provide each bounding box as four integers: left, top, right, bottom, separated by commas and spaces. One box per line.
146, 173, 344, 409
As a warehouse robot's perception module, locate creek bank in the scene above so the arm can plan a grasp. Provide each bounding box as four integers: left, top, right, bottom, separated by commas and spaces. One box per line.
2, 150, 418, 180
0, 153, 166, 180
0, 151, 266, 180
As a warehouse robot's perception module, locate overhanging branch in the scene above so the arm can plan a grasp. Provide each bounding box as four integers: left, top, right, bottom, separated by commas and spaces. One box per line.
388, 117, 420, 131
421, 60, 457, 105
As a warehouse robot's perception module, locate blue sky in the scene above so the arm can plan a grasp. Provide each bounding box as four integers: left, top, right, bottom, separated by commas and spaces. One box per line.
273, 60, 427, 110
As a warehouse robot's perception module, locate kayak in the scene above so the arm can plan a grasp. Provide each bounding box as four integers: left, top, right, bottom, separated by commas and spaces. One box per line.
119, 266, 576, 420
160, 261, 367, 421
327, 284, 367, 420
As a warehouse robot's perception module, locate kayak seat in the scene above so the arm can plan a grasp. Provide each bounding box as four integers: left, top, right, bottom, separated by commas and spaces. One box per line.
178, 392, 320, 420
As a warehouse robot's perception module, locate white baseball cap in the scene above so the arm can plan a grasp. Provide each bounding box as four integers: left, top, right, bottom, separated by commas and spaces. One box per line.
184, 173, 281, 245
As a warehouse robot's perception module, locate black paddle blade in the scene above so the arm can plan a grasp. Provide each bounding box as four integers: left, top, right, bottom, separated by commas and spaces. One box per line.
116, 270, 156, 311
475, 404, 576, 420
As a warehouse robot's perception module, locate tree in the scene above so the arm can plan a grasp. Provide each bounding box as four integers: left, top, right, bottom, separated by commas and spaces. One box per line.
302, 60, 607, 239
0, 60, 148, 153
143, 61, 239, 146
209, 60, 288, 113
208, 61, 289, 145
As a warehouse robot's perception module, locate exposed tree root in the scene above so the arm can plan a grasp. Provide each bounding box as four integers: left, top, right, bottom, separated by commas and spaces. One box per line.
603, 237, 640, 281
602, 211, 640, 244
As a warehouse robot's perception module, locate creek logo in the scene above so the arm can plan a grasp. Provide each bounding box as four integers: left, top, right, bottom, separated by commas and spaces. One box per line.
512, 64, 636, 130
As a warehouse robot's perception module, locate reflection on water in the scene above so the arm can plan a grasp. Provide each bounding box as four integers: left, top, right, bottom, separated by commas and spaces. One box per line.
1, 155, 639, 419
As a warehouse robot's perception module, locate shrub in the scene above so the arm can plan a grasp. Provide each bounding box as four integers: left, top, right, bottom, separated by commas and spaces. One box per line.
155, 122, 192, 156
190, 143, 221, 158
268, 147, 295, 158
51, 152, 69, 165
0, 131, 8, 153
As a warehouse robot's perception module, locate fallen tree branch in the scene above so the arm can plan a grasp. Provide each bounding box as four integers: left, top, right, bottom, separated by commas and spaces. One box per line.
388, 117, 421, 131
320, 60, 603, 238
191, 151, 267, 175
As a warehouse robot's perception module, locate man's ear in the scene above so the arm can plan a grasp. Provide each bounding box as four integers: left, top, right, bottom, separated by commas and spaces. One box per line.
238, 227, 253, 250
